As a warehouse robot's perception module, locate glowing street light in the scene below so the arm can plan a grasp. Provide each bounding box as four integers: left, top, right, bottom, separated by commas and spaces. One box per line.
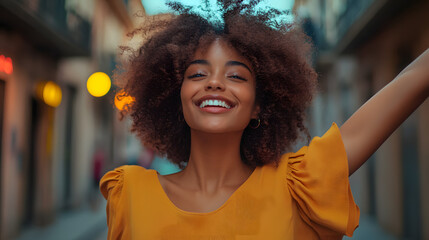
87, 72, 111, 97
36, 81, 62, 107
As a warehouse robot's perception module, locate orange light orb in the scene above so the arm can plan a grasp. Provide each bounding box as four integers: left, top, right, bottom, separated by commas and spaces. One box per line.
0, 55, 13, 74
114, 89, 134, 111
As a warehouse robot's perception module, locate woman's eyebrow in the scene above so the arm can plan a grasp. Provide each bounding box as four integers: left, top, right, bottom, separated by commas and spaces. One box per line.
226, 61, 252, 73
188, 59, 252, 73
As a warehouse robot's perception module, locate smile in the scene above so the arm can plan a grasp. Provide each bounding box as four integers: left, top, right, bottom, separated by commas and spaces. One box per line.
199, 99, 231, 109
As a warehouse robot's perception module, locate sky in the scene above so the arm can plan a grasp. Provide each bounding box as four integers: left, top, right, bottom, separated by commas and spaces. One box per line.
141, 0, 295, 15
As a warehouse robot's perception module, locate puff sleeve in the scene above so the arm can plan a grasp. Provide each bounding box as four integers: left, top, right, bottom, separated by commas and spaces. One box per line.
100, 166, 128, 240
286, 123, 360, 238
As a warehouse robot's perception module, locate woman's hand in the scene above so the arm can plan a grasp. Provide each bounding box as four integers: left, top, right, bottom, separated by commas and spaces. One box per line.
340, 48, 429, 176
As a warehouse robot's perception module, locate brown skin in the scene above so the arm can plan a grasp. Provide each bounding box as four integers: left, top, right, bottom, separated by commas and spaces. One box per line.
341, 48, 429, 175
158, 39, 259, 213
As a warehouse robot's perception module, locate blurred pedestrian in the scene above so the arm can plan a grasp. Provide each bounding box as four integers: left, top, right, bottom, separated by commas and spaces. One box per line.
91, 148, 105, 210
100, 1, 429, 239
138, 147, 154, 168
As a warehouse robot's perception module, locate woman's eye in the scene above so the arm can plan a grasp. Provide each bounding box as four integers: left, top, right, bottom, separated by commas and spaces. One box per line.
229, 75, 246, 81
188, 73, 205, 79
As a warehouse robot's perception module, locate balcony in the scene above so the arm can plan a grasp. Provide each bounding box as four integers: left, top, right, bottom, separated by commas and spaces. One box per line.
0, 0, 91, 57
332, 0, 421, 53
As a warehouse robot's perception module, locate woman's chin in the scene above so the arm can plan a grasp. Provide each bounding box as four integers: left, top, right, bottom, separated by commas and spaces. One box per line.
191, 124, 245, 134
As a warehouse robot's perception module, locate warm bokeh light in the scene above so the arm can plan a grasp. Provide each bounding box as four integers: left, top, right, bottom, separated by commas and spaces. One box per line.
42, 81, 62, 107
0, 54, 13, 74
114, 89, 135, 111
87, 72, 111, 97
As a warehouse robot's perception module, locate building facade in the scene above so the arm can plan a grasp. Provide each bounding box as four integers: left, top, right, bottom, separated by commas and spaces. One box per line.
0, 0, 145, 239
296, 0, 429, 239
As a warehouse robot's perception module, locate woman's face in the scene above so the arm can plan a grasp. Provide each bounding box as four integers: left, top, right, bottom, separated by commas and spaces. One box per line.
181, 39, 259, 133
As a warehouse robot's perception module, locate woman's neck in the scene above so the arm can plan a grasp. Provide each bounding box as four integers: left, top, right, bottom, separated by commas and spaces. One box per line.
180, 129, 254, 194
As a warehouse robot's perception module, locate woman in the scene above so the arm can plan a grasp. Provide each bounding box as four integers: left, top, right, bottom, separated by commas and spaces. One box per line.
100, 1, 429, 239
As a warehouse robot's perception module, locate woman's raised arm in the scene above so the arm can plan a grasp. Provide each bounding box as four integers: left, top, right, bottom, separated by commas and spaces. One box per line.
339, 48, 429, 176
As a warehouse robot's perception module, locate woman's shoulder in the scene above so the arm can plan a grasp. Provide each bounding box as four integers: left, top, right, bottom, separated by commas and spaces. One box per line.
102, 165, 152, 180
280, 123, 360, 237
99, 165, 153, 199
279, 122, 344, 161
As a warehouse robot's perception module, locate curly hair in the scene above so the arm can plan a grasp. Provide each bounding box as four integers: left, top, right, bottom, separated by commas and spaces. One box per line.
116, 0, 317, 169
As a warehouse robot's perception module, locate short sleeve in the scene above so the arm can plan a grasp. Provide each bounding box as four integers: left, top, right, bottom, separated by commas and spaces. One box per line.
286, 123, 360, 238
100, 166, 128, 240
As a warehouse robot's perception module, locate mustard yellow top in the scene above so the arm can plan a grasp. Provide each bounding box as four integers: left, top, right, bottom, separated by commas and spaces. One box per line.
100, 123, 360, 239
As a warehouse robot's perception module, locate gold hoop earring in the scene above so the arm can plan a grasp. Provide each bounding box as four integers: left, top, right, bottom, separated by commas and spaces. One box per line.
249, 118, 260, 129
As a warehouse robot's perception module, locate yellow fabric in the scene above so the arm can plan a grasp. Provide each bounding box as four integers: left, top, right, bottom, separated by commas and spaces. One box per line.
100, 123, 360, 239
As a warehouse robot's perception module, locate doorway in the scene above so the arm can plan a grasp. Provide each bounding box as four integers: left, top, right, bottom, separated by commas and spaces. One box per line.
0, 80, 5, 234
22, 97, 41, 227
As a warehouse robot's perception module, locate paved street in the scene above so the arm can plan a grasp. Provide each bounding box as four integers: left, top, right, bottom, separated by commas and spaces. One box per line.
344, 214, 398, 240
94, 229, 108, 240
15, 199, 107, 240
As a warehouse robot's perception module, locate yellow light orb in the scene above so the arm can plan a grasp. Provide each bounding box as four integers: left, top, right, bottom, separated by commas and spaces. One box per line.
43, 81, 62, 107
87, 72, 111, 97
114, 89, 135, 111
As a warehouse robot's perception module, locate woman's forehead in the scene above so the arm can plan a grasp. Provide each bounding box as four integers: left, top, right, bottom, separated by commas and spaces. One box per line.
191, 38, 253, 70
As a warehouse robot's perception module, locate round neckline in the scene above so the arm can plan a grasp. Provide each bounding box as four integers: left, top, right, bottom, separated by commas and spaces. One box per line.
150, 167, 258, 215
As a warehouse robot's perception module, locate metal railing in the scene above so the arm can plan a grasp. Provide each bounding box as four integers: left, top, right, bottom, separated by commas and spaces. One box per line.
2, 0, 91, 56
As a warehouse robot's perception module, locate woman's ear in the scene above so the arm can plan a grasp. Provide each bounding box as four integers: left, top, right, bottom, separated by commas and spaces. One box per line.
251, 105, 260, 119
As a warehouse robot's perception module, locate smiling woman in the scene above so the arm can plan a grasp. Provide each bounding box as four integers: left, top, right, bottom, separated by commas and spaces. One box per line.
113, 5, 317, 169
181, 39, 259, 133
99, 0, 429, 239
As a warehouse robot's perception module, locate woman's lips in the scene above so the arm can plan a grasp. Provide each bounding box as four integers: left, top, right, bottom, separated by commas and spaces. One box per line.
199, 106, 233, 113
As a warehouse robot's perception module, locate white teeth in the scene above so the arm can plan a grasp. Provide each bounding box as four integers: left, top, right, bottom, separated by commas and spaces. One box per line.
199, 99, 231, 109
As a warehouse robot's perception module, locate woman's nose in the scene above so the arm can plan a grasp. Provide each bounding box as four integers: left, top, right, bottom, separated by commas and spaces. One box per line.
204, 75, 225, 91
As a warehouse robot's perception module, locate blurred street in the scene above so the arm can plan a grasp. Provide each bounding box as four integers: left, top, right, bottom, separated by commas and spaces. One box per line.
16, 199, 107, 240
1, 0, 428, 239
